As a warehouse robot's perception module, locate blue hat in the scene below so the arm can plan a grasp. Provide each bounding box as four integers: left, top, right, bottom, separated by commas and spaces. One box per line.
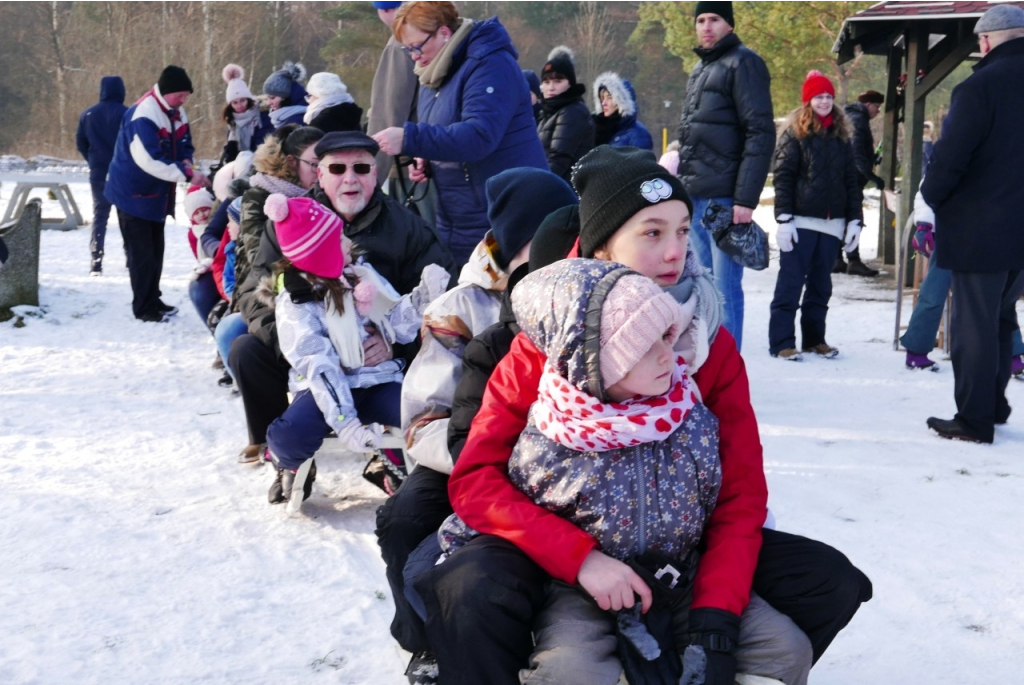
227, 197, 243, 224
372, 1, 403, 9
522, 70, 542, 100
486, 168, 578, 270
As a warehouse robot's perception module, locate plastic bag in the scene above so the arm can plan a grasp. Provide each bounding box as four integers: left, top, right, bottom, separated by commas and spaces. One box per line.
703, 200, 769, 271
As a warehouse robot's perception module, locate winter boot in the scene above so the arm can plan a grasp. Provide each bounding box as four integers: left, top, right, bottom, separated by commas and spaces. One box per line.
269, 460, 317, 504
89, 255, 103, 277
831, 254, 848, 274
217, 372, 234, 388
237, 443, 266, 465
771, 348, 802, 361
846, 258, 879, 277
905, 351, 938, 371
804, 343, 840, 358
405, 651, 439, 685
1012, 354, 1024, 380
362, 451, 406, 495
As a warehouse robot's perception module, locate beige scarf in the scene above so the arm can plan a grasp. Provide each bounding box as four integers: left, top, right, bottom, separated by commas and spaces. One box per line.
415, 18, 475, 89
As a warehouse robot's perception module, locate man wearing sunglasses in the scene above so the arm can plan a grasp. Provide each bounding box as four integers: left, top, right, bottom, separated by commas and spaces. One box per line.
310, 130, 456, 314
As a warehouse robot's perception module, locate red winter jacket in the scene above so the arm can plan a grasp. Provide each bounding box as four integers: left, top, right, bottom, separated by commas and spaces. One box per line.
448, 326, 767, 618
211, 230, 232, 301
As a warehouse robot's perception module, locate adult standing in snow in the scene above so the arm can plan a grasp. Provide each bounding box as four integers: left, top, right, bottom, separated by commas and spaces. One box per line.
677, 0, 775, 351
76, 75, 127, 276
922, 4, 1024, 444
592, 71, 653, 150
833, 89, 885, 277
372, 1, 548, 267
536, 46, 594, 181
105, 66, 210, 323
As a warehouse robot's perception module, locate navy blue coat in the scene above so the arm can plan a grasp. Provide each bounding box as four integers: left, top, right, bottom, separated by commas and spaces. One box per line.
592, 75, 653, 151
76, 77, 127, 173
403, 17, 547, 266
922, 38, 1024, 273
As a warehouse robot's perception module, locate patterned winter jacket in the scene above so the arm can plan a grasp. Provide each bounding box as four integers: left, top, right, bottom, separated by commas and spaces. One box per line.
441, 261, 723, 566
267, 263, 448, 436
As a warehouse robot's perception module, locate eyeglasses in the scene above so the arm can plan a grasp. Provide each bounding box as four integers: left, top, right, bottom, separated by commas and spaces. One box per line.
323, 162, 375, 176
297, 158, 319, 168
401, 30, 436, 57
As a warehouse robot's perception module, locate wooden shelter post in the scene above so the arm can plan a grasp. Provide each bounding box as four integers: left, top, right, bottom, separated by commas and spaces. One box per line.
879, 41, 903, 266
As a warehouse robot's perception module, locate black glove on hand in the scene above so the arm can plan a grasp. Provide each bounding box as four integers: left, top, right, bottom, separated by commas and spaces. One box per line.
681, 607, 741, 685
874, 178, 886, 191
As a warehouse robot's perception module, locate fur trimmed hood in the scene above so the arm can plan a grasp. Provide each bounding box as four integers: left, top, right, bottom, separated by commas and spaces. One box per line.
252, 134, 299, 184
592, 71, 637, 118
254, 273, 280, 309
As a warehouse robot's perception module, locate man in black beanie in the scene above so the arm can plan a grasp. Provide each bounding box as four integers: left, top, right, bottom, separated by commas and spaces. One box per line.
105, 65, 209, 322
678, 0, 774, 351
837, 90, 886, 276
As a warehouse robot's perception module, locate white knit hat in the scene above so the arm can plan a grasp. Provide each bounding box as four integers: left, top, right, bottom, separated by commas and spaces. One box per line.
223, 64, 254, 103
306, 72, 349, 100
184, 186, 215, 222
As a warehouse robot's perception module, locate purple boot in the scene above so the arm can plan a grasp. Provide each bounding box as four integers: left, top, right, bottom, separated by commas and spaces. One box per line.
906, 351, 938, 371
1013, 354, 1024, 379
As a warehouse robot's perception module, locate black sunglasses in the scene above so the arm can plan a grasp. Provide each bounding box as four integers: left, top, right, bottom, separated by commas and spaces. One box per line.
324, 163, 375, 176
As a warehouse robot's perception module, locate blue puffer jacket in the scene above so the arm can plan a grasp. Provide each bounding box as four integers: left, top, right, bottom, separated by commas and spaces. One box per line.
76, 76, 128, 172
592, 72, 653, 151
403, 17, 547, 267
104, 85, 195, 223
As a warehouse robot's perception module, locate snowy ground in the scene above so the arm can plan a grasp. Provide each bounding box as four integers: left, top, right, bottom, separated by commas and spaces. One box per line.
2, 181, 1023, 684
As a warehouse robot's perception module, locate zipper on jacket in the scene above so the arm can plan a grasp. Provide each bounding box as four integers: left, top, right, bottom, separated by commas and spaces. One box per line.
633, 445, 647, 555
319, 371, 342, 413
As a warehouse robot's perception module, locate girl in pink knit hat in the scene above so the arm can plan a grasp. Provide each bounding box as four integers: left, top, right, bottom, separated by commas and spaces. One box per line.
259, 193, 450, 506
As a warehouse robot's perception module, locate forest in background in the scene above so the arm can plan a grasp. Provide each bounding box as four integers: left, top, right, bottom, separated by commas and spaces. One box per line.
0, 1, 972, 161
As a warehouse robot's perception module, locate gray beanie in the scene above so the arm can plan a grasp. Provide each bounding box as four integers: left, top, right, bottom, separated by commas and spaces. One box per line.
974, 4, 1024, 33
263, 61, 306, 98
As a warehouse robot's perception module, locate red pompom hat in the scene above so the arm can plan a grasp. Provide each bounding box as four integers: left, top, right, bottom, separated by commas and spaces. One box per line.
801, 70, 835, 104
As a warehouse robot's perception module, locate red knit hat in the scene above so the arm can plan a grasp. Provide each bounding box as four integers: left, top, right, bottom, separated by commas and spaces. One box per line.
265, 194, 344, 279
801, 70, 835, 104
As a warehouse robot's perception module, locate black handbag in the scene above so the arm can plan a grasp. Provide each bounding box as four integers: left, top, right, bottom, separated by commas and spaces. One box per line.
702, 200, 769, 271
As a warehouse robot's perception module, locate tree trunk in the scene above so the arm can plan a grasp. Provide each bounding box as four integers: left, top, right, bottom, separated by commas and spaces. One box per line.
50, 1, 68, 154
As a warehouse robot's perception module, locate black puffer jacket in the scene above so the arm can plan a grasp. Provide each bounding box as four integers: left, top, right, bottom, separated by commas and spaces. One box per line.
843, 102, 883, 190
537, 85, 595, 181
448, 264, 524, 463
677, 33, 775, 209
772, 121, 862, 224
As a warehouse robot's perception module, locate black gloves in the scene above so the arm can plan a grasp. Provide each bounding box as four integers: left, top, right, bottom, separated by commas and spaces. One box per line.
681, 607, 741, 685
873, 177, 886, 191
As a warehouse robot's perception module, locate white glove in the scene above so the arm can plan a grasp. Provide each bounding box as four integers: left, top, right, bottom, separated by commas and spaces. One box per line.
336, 419, 383, 454
192, 258, 213, 277
776, 220, 798, 253
844, 220, 862, 253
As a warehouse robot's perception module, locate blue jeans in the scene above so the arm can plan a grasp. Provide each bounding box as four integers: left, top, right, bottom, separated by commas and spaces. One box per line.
267, 383, 403, 470
188, 271, 221, 329
215, 313, 248, 381
901, 252, 1024, 355
690, 196, 745, 350
769, 230, 840, 355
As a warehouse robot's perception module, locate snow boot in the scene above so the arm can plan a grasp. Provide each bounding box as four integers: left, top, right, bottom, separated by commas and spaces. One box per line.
771, 348, 802, 361
804, 343, 839, 358
405, 651, 439, 685
237, 443, 265, 465
846, 258, 879, 277
362, 451, 406, 495
905, 351, 938, 371
269, 460, 317, 504
1012, 354, 1024, 380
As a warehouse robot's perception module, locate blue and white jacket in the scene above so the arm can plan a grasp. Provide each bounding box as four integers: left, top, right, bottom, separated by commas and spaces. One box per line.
104, 85, 195, 223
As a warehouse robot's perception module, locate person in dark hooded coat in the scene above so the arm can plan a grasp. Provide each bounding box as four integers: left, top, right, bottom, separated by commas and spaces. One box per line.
536, 46, 595, 180
592, 71, 653, 150
77, 75, 128, 275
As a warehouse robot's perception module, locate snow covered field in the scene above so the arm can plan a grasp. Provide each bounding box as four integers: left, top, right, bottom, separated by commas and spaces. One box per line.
2, 181, 1023, 684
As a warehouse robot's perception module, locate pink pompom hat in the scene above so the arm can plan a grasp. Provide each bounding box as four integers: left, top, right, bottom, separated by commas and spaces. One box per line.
264, 194, 344, 279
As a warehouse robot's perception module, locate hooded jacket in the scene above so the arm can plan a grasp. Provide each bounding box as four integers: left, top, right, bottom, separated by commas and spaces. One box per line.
441, 260, 722, 565
104, 84, 196, 222
843, 101, 883, 190
677, 33, 775, 209
401, 237, 510, 474
537, 83, 595, 180
592, 73, 653, 151
76, 76, 127, 172
447, 256, 766, 617
402, 17, 548, 265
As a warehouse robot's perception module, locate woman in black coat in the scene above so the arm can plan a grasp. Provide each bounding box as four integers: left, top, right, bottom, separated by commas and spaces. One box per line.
536, 47, 594, 181
769, 71, 862, 361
